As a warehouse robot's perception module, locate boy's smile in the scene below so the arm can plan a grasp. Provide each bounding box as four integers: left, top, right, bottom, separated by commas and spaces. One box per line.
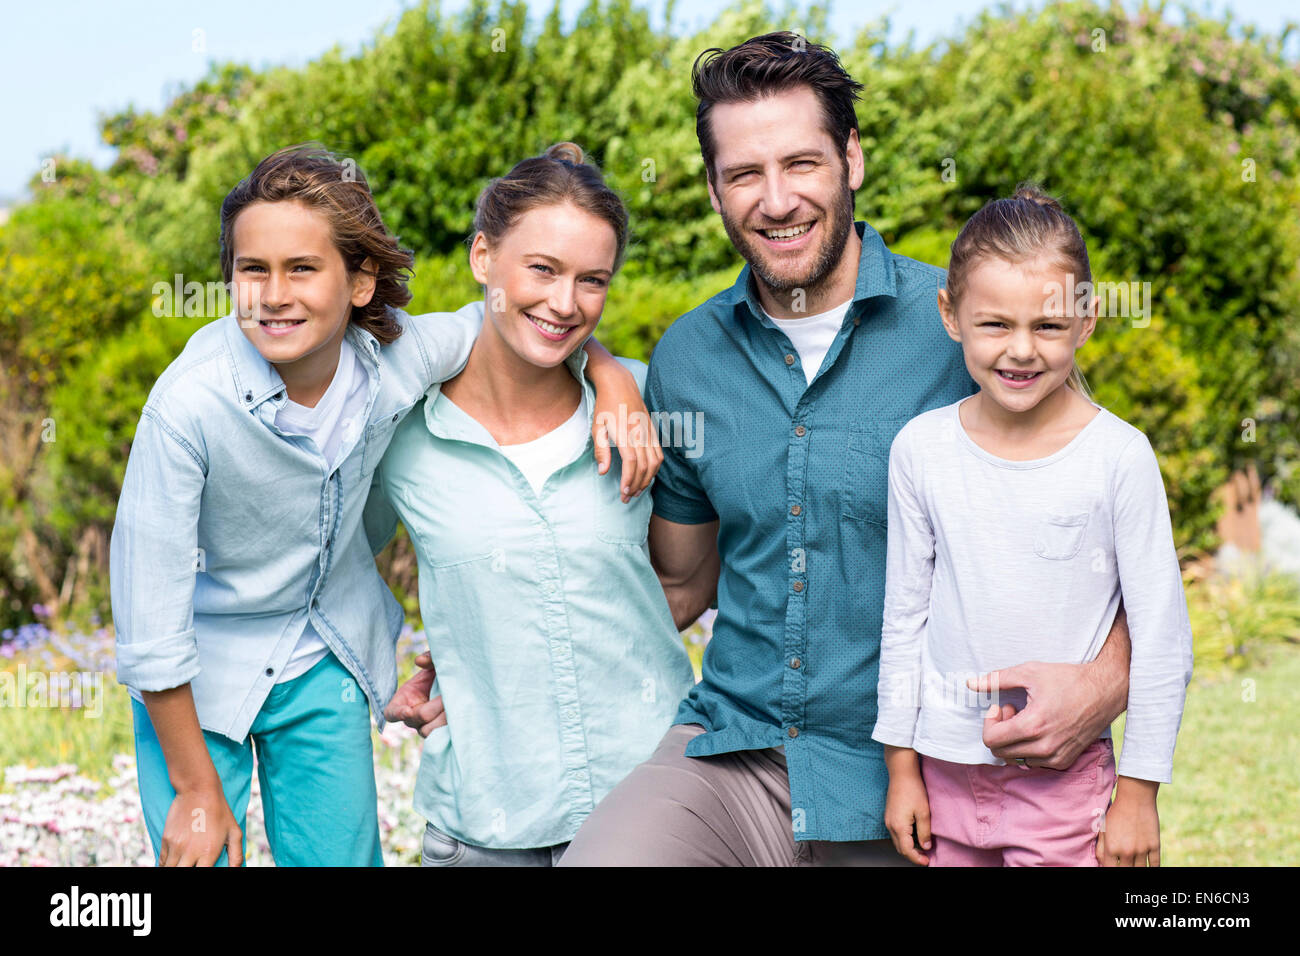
231, 199, 375, 404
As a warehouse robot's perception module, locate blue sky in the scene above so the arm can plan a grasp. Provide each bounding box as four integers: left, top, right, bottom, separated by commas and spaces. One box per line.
1, 0, 1295, 202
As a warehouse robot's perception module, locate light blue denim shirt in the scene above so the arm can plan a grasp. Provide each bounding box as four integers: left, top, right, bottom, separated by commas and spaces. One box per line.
110, 303, 482, 741
366, 345, 696, 849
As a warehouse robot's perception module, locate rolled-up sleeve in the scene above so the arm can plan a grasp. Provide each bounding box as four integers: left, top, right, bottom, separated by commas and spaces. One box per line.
110, 407, 206, 692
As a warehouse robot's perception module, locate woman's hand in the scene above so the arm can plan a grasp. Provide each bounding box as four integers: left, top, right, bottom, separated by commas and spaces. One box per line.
882, 745, 932, 865
583, 339, 663, 501
384, 652, 447, 738
1097, 777, 1161, 866
159, 783, 243, 867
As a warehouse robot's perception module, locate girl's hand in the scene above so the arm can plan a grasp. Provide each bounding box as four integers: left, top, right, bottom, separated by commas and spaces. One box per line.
159, 784, 243, 867
384, 652, 447, 738
1097, 777, 1160, 867
882, 746, 932, 865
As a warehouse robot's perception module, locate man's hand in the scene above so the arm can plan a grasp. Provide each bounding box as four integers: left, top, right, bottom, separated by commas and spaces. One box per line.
1097, 777, 1161, 867
384, 652, 446, 738
159, 784, 243, 867
966, 604, 1130, 769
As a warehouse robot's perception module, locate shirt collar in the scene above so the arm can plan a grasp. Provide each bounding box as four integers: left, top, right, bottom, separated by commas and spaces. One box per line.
421, 333, 593, 447
724, 220, 898, 323
222, 310, 381, 410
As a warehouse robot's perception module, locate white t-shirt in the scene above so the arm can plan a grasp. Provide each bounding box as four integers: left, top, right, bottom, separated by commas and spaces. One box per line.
498, 392, 589, 496
761, 298, 852, 386
870, 397, 1194, 784
273, 341, 370, 683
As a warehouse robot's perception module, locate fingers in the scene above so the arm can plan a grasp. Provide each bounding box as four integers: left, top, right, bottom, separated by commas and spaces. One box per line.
227, 825, 245, 868
414, 652, 435, 671
1150, 844, 1160, 867
915, 807, 933, 857
419, 696, 448, 737
593, 419, 611, 476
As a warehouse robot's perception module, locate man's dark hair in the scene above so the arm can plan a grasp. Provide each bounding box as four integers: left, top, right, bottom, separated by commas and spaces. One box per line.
691, 32, 864, 184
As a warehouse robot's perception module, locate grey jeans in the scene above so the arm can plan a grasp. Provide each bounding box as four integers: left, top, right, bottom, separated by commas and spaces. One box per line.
420, 822, 569, 867
557, 723, 917, 866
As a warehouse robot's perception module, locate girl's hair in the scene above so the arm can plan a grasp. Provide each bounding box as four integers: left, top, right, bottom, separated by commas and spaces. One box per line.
946, 183, 1092, 397
471, 142, 629, 271
219, 143, 414, 345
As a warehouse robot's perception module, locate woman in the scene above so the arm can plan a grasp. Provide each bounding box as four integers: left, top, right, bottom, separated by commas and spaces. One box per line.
366, 142, 696, 865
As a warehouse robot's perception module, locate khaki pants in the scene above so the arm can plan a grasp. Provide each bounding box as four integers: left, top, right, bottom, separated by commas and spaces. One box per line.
558, 723, 915, 867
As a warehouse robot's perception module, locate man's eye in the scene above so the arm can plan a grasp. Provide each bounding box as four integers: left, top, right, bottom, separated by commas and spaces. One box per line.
241, 264, 266, 273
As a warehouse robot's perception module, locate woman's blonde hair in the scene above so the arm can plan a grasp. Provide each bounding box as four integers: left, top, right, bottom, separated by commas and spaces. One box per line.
946, 183, 1093, 397
471, 142, 629, 270
220, 143, 414, 344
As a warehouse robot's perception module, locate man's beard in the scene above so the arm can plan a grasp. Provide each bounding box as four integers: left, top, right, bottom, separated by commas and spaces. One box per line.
719, 181, 855, 298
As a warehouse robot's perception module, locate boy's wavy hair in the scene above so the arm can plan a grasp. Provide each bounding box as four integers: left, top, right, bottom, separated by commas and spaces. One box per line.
219, 143, 413, 344
691, 32, 864, 184
945, 183, 1093, 397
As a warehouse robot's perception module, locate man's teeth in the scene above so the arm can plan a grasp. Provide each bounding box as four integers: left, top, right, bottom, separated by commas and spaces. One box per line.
764, 223, 811, 240
528, 314, 571, 335
261, 319, 304, 328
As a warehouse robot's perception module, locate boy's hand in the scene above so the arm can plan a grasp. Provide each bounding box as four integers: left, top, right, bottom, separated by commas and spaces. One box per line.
384, 652, 446, 737
159, 784, 243, 867
584, 341, 663, 501
883, 745, 932, 865
1097, 776, 1160, 867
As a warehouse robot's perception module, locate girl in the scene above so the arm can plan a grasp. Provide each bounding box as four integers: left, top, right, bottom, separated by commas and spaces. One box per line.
369, 143, 697, 866
110, 143, 658, 866
871, 185, 1194, 867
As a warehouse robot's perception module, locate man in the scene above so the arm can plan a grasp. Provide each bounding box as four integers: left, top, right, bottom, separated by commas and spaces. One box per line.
556, 32, 1130, 866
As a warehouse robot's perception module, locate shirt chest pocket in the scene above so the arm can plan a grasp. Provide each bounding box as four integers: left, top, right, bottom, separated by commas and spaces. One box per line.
361, 411, 403, 477
1033, 511, 1090, 560
842, 420, 909, 528
592, 470, 652, 546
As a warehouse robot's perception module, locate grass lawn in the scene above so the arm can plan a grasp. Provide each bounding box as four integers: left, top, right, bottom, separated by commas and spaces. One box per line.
4, 623, 1298, 865
1115, 639, 1300, 866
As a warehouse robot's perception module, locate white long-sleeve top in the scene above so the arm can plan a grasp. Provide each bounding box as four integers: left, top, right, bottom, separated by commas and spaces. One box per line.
870, 398, 1194, 783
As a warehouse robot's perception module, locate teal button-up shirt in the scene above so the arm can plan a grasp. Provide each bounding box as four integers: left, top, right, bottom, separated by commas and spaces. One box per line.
366, 344, 696, 849
646, 222, 977, 842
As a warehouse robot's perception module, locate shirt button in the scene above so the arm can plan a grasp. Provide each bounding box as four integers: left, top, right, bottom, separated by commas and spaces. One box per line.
244, 391, 253, 402
784, 353, 795, 366
391, 413, 399, 422
794, 425, 806, 437
324, 538, 331, 549
792, 580, 804, 593
265, 667, 274, 677
788, 726, 799, 739
790, 657, 802, 669
790, 504, 801, 516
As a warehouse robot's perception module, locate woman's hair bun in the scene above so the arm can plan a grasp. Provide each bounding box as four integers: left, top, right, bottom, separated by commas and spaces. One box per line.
544, 141, 586, 166
1011, 181, 1063, 212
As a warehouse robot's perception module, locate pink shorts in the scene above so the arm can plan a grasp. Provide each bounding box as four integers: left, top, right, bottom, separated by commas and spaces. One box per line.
919, 738, 1117, 867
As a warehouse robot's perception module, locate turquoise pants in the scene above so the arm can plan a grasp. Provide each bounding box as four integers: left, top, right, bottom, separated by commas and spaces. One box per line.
131, 651, 384, 866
